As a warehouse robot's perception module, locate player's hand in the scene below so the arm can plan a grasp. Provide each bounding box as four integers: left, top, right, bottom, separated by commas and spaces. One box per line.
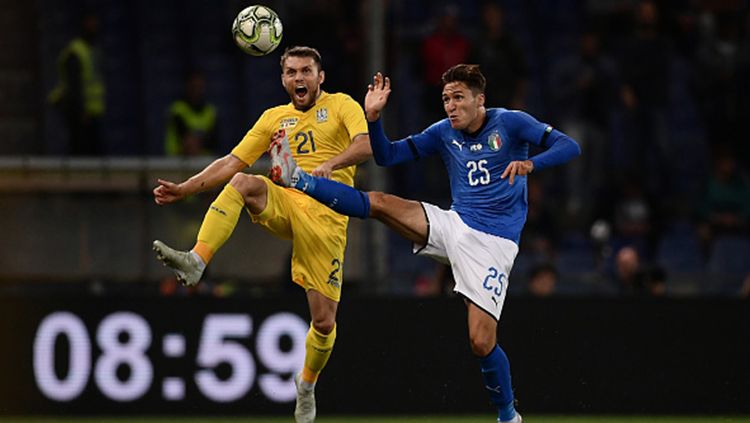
364, 72, 391, 122
153, 179, 185, 205
311, 162, 334, 179
501, 160, 534, 185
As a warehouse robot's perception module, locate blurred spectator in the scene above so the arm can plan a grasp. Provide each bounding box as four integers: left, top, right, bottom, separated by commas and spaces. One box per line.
614, 180, 654, 251
694, 10, 741, 153
164, 71, 218, 156
414, 263, 454, 297
549, 30, 618, 216
617, 0, 672, 196
594, 175, 661, 261
697, 147, 750, 248
740, 273, 750, 298
613, 246, 666, 297
420, 4, 471, 122
526, 263, 558, 297
735, 10, 750, 166
47, 11, 105, 156
470, 2, 529, 110
521, 178, 560, 260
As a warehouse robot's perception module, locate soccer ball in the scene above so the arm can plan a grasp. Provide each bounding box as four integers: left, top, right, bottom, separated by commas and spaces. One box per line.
232, 5, 283, 56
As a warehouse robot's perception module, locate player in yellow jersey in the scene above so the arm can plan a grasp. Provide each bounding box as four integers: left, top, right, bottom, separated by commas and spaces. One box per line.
151, 46, 371, 423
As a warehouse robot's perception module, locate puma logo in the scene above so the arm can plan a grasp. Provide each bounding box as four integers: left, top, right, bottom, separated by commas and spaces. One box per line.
452, 139, 464, 151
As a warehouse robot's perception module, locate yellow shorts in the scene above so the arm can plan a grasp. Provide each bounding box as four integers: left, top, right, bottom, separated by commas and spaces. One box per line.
249, 176, 349, 302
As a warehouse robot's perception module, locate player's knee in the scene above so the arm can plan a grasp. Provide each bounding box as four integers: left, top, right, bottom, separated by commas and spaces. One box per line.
469, 335, 495, 357
367, 191, 388, 217
229, 174, 265, 201
311, 316, 336, 335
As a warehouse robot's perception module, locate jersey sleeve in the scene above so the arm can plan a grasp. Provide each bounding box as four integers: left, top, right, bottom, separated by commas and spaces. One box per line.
368, 119, 443, 166
338, 94, 368, 141
502, 110, 581, 170
501, 110, 551, 146
407, 120, 444, 158
231, 109, 274, 165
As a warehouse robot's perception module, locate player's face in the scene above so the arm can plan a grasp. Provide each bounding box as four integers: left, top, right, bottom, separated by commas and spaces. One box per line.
282, 56, 325, 111
442, 82, 485, 132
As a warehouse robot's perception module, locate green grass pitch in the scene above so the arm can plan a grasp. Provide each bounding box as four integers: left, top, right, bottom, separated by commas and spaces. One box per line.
4, 416, 750, 423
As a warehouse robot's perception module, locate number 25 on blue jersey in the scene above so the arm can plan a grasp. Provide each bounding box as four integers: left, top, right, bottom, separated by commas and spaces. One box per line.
467, 159, 490, 186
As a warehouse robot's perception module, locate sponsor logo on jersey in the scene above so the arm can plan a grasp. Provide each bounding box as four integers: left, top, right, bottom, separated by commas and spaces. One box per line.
279, 117, 298, 130
470, 143, 483, 152
316, 108, 328, 123
451, 139, 464, 151
487, 131, 502, 151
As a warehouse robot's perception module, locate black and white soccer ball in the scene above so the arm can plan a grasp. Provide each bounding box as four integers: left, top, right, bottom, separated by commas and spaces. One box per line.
232, 5, 283, 56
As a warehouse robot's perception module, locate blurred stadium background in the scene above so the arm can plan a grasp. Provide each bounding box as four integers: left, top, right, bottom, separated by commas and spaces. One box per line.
1, 0, 749, 420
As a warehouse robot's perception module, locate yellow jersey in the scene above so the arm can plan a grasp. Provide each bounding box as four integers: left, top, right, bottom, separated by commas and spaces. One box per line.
232, 91, 368, 187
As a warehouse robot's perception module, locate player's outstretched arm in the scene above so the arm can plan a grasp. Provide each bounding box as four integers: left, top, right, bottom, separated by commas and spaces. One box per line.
153, 154, 247, 205
364, 72, 391, 122
311, 134, 372, 178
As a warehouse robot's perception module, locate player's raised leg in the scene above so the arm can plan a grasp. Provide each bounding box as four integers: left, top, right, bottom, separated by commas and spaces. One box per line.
270, 135, 429, 244
467, 303, 521, 423
154, 173, 267, 285
269, 131, 371, 219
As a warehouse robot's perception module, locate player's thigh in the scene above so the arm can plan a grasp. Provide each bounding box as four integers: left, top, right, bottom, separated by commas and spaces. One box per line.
368, 191, 428, 244
290, 200, 348, 302
247, 176, 295, 239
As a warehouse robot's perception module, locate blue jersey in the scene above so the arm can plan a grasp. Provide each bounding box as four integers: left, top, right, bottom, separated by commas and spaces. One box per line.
389, 108, 577, 244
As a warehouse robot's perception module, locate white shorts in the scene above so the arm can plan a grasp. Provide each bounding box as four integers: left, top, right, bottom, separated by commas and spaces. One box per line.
414, 203, 519, 320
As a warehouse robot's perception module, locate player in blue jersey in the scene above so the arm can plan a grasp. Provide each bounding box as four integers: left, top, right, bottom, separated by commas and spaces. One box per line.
268, 64, 581, 423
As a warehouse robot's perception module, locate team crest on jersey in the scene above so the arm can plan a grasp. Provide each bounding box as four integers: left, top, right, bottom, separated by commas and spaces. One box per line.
279, 117, 298, 130
316, 108, 328, 123
487, 131, 502, 151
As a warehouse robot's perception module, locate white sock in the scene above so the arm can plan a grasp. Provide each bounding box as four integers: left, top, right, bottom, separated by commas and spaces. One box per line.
299, 379, 315, 392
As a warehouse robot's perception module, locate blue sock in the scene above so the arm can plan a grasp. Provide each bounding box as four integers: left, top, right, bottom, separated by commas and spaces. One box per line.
480, 345, 516, 422
294, 170, 370, 219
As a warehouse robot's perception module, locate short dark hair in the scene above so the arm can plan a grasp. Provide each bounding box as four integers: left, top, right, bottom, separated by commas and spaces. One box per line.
280, 46, 323, 71
441, 64, 486, 94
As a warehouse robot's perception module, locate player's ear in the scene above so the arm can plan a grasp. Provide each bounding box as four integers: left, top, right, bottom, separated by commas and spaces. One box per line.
318, 70, 325, 85
477, 92, 485, 107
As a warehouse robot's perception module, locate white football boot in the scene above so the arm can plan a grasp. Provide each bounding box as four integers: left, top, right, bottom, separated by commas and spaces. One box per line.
499, 413, 522, 423
152, 240, 204, 286
294, 373, 316, 423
